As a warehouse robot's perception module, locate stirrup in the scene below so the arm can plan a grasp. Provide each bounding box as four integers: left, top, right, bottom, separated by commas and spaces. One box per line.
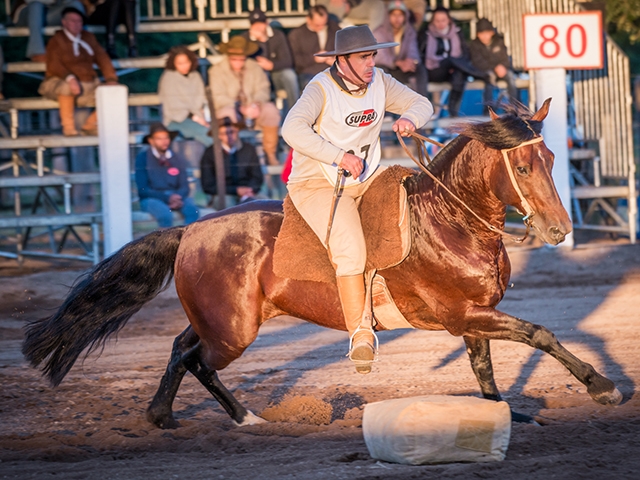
346, 325, 379, 364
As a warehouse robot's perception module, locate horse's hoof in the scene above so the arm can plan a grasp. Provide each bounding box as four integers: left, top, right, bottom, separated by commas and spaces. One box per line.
234, 410, 268, 427
146, 410, 181, 429
592, 387, 623, 406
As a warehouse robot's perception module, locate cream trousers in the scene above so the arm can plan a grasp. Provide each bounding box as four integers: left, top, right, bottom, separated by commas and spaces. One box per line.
287, 166, 385, 276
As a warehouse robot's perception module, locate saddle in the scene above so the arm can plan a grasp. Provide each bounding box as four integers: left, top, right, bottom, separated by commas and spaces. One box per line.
273, 166, 417, 331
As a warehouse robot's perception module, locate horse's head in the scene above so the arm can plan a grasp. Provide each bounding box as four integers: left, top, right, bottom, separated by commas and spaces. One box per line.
487, 99, 572, 245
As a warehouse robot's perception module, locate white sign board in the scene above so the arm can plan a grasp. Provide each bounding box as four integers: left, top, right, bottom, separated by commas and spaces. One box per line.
524, 12, 603, 70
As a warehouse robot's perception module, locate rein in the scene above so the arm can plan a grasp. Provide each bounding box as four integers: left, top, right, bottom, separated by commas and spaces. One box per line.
397, 130, 545, 243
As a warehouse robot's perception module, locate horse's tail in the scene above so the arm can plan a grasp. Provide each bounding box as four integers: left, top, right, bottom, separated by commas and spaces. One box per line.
22, 226, 187, 387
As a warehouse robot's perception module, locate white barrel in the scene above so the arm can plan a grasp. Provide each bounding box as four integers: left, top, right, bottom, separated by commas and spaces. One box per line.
363, 395, 511, 465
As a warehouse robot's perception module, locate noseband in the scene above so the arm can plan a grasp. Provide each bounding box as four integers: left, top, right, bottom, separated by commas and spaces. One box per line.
397, 131, 545, 243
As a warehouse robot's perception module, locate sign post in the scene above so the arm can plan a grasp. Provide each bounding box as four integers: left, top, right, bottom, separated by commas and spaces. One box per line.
523, 11, 603, 249
96, 85, 133, 257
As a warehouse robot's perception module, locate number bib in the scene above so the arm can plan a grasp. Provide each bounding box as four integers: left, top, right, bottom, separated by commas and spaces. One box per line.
313, 68, 386, 187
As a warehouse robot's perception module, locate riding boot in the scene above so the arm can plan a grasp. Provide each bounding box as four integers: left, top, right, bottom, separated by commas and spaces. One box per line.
336, 274, 376, 374
81, 111, 98, 136
261, 126, 280, 166
448, 90, 463, 118
127, 34, 138, 58
57, 95, 78, 136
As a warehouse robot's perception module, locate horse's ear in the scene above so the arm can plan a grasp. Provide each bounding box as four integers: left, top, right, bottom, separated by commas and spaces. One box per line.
531, 98, 552, 121
487, 107, 499, 120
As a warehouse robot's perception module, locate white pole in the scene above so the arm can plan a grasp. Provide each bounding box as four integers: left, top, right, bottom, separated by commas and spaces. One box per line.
96, 85, 133, 256
534, 68, 574, 248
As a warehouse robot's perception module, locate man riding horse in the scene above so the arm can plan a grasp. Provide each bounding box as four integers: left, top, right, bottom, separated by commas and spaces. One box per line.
282, 25, 434, 372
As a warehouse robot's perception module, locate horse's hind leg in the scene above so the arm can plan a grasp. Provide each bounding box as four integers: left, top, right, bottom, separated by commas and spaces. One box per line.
147, 326, 199, 429
181, 343, 265, 427
466, 308, 622, 406
464, 336, 536, 423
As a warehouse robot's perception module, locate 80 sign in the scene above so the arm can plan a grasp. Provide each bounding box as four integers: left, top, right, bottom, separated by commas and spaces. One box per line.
523, 12, 603, 70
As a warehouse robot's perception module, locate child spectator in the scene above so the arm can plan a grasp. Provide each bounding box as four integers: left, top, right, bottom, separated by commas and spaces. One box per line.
158, 45, 212, 148
469, 18, 519, 111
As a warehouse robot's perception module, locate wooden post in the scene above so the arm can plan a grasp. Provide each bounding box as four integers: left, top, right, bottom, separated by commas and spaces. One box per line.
205, 86, 226, 210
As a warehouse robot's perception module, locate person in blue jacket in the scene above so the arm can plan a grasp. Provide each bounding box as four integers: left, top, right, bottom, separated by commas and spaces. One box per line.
135, 123, 199, 228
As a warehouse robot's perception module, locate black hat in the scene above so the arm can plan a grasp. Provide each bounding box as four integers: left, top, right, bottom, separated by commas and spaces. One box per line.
61, 6, 86, 23
476, 18, 494, 33
249, 9, 267, 24
143, 123, 179, 144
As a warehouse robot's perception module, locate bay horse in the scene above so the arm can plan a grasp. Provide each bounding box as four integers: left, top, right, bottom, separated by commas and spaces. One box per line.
22, 100, 622, 429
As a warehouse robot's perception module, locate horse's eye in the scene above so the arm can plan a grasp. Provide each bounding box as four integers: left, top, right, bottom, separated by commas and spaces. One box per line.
516, 166, 529, 176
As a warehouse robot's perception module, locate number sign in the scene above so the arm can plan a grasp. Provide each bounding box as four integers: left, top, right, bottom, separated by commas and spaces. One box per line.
523, 12, 603, 69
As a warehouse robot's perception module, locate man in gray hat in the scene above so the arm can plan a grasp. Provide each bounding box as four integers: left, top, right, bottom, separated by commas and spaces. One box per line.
282, 25, 433, 374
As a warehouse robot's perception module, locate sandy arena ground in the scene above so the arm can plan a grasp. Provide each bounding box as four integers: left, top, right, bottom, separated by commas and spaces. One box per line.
0, 240, 639, 479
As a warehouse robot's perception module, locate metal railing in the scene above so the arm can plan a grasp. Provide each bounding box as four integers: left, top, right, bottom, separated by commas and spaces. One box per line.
477, 0, 634, 180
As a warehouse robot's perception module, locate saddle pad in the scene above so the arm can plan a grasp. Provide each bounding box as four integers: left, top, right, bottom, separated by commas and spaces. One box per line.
273, 166, 415, 284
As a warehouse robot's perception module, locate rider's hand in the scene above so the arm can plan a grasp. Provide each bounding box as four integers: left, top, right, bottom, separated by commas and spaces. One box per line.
339, 152, 364, 178
392, 118, 416, 137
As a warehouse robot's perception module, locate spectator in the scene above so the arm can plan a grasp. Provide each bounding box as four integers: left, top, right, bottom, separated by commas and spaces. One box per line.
209, 36, 281, 166
404, 0, 426, 29
135, 123, 199, 228
83, 0, 138, 58
288, 5, 340, 89
373, 1, 427, 97
342, 0, 387, 32
315, 0, 350, 22
200, 115, 264, 206
418, 6, 487, 117
38, 7, 118, 136
11, 0, 86, 62
241, 9, 300, 114
469, 18, 519, 111
158, 46, 212, 148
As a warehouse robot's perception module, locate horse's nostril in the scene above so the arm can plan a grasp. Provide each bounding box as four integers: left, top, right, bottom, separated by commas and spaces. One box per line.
548, 226, 565, 242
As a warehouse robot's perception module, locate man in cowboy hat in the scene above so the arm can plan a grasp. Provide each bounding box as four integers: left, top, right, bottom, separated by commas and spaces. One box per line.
135, 123, 200, 228
209, 35, 282, 166
282, 25, 434, 373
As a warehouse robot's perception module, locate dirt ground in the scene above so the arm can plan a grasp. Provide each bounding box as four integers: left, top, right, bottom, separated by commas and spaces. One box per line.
0, 238, 639, 479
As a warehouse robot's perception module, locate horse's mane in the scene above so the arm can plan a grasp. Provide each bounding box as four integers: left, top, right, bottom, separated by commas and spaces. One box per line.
426, 103, 543, 173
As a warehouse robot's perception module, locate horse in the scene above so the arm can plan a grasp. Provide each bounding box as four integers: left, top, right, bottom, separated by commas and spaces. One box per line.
22, 100, 622, 429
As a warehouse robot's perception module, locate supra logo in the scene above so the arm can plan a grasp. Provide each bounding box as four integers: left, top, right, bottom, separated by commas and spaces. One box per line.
345, 109, 378, 127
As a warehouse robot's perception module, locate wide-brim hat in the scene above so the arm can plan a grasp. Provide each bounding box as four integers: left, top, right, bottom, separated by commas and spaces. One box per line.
218, 36, 259, 56
143, 122, 179, 144
314, 25, 398, 57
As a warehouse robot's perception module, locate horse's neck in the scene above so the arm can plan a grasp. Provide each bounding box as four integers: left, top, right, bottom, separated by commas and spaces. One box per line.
408, 140, 505, 241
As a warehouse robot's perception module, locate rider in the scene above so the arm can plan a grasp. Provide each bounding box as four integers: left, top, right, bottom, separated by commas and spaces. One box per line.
281, 25, 434, 373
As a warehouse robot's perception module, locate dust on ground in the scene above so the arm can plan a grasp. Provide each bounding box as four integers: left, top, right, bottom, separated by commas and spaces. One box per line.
0, 240, 639, 479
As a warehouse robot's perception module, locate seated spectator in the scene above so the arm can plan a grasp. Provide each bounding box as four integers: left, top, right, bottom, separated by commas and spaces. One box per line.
135, 123, 199, 228
83, 0, 138, 58
200, 116, 264, 206
288, 5, 340, 89
342, 0, 387, 32
11, 0, 86, 62
37, 7, 118, 136
418, 6, 487, 117
469, 18, 519, 111
158, 46, 212, 148
209, 36, 281, 166
241, 9, 299, 115
373, 1, 427, 97
315, 0, 350, 22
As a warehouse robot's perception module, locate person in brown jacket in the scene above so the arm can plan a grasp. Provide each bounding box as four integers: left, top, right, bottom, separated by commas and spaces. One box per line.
38, 7, 118, 136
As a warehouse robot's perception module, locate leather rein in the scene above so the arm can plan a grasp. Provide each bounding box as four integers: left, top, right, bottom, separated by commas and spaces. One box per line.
397, 130, 545, 243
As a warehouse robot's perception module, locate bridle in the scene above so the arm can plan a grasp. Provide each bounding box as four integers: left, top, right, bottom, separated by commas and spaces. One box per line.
397, 130, 545, 243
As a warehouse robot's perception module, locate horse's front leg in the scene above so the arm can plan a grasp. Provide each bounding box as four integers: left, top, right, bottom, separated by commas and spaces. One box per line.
464, 335, 537, 423
463, 307, 622, 406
